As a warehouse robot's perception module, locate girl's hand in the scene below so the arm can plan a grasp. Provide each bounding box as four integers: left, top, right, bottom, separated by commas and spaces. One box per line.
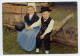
40, 34, 45, 39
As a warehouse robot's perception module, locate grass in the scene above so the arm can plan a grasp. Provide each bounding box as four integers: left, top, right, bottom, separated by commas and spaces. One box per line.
3, 27, 78, 54
50, 3, 77, 26
3, 3, 78, 54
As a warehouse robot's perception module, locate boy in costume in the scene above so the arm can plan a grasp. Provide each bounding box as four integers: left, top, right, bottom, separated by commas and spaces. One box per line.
28, 7, 54, 54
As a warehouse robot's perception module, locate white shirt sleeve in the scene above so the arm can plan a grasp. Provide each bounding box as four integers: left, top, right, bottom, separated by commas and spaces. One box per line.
43, 19, 54, 35
30, 17, 41, 28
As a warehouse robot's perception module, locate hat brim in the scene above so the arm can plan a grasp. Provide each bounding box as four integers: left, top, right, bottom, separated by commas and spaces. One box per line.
39, 10, 52, 13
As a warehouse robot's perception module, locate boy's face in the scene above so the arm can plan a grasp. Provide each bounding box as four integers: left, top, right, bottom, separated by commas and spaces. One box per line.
27, 7, 35, 14
41, 11, 50, 19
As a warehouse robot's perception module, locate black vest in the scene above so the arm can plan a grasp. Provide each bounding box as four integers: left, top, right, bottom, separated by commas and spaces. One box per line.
24, 13, 39, 26
40, 17, 52, 33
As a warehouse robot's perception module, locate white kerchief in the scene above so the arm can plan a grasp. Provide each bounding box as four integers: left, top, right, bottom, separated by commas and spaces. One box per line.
29, 13, 34, 19
28, 2, 36, 11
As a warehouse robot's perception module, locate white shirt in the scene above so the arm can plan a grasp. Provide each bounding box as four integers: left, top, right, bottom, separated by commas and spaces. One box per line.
29, 13, 34, 19
30, 17, 54, 35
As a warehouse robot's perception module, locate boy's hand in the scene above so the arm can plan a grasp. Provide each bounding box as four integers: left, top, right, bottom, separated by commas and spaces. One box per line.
25, 26, 29, 30
26, 26, 32, 31
28, 27, 32, 30
40, 34, 45, 39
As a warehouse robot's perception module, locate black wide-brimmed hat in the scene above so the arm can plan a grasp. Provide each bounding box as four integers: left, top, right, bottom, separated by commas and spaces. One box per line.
39, 7, 52, 13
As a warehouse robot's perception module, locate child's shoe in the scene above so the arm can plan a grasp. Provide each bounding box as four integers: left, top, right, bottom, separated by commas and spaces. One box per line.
45, 50, 49, 54
35, 48, 40, 54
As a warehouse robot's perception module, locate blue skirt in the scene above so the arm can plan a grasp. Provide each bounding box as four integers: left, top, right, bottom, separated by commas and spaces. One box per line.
17, 26, 41, 51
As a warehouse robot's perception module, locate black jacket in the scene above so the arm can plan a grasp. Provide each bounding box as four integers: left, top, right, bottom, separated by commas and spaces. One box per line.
24, 13, 39, 26
40, 17, 52, 33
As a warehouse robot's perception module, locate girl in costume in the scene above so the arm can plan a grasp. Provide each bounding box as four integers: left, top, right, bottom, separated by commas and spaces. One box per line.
17, 6, 41, 51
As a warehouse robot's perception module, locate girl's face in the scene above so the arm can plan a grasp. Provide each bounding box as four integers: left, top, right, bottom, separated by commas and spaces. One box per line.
41, 11, 50, 19
27, 7, 35, 14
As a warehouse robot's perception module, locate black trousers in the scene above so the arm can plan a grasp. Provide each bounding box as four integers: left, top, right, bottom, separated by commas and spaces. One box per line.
36, 30, 51, 50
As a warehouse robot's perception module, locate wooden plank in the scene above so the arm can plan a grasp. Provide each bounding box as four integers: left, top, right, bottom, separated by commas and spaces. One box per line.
12, 14, 22, 24
2, 13, 10, 24
3, 13, 23, 25
52, 38, 77, 47
10, 5, 22, 13
55, 13, 73, 31
36, 2, 50, 7
50, 13, 77, 47
9, 2, 28, 6
2, 4, 11, 13
22, 14, 26, 22
9, 14, 15, 25
3, 24, 15, 30
51, 13, 73, 39
2, 3, 28, 14
22, 6, 28, 14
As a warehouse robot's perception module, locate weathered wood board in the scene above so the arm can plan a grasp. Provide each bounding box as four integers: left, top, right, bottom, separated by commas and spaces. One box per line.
2, 4, 11, 13
3, 13, 10, 24
10, 5, 22, 13
50, 13, 73, 38
2, 4, 28, 25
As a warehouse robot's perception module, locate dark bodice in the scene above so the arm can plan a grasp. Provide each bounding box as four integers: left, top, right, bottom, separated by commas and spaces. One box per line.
24, 13, 39, 26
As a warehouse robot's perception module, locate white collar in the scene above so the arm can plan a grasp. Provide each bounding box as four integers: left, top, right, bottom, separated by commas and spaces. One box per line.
43, 18, 49, 21
29, 13, 34, 16
29, 13, 34, 18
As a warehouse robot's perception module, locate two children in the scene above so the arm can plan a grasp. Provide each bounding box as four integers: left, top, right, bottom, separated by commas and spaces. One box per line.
27, 7, 54, 54
17, 5, 54, 54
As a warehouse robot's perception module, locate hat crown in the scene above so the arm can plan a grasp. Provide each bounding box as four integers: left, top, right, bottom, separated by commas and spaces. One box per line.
41, 7, 50, 10
40, 7, 52, 13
